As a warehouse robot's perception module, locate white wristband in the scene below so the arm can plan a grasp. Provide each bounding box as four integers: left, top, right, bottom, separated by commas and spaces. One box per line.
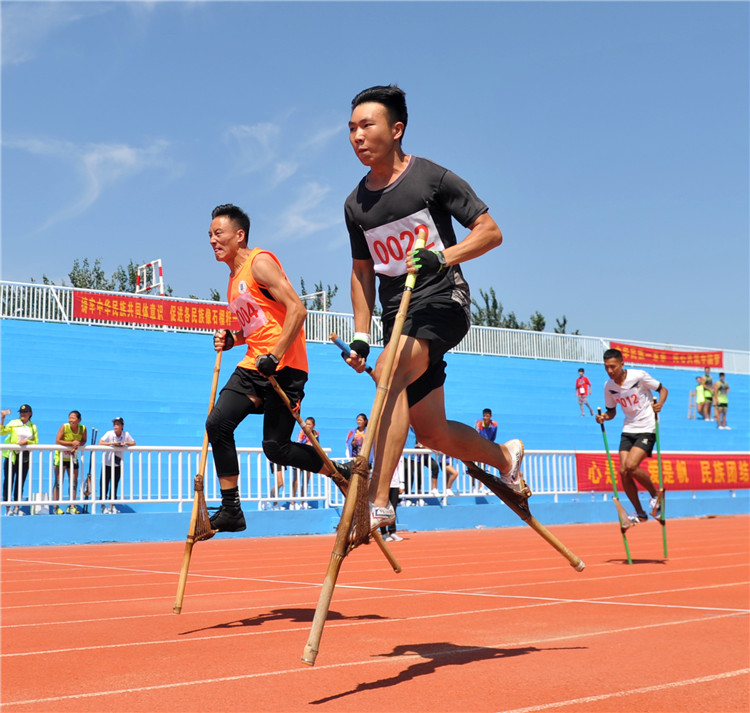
353, 332, 370, 344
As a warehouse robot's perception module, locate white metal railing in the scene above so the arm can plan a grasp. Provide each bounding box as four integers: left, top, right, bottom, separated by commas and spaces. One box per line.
3, 280, 747, 371
0, 445, 579, 515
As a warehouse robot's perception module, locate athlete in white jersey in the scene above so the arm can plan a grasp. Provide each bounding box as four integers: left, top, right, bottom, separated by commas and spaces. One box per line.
596, 348, 668, 521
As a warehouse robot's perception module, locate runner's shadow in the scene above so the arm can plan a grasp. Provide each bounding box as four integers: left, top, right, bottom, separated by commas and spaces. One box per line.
179, 608, 387, 636
310, 641, 585, 704
605, 558, 667, 565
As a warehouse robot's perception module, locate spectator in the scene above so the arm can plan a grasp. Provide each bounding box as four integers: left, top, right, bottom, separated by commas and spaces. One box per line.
701, 367, 714, 421
688, 378, 699, 419
427, 449, 459, 496
98, 417, 136, 514
475, 409, 498, 441
714, 373, 731, 430
380, 459, 405, 542
292, 417, 319, 508
345, 413, 368, 458
695, 377, 707, 420
575, 368, 594, 417
1, 404, 39, 516
401, 427, 423, 505
53, 410, 87, 514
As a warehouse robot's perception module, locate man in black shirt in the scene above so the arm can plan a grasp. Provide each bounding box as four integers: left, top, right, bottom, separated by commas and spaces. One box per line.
343, 85, 526, 532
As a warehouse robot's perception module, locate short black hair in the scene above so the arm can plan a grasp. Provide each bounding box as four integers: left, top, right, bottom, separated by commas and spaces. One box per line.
212, 204, 250, 241
352, 85, 408, 139
603, 348, 623, 361
578, 368, 584, 373
483, 408, 492, 416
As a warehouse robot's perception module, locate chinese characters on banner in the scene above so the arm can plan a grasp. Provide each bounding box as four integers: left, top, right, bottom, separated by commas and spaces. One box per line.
73, 291, 240, 331
576, 452, 750, 492
610, 341, 723, 368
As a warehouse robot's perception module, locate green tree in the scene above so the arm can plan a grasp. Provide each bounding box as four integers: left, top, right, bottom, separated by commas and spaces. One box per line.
472, 286, 576, 333
299, 279, 338, 311
37, 258, 173, 295
528, 311, 546, 332
503, 311, 522, 330
188, 287, 222, 301
112, 260, 140, 292
67, 258, 114, 290
471, 287, 504, 327
554, 315, 579, 335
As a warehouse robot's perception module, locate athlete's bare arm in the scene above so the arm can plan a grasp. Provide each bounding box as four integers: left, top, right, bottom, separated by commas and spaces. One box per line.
406, 212, 502, 273
251, 253, 307, 360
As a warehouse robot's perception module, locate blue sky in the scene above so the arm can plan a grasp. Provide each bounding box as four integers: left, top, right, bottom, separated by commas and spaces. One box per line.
2, 1, 748, 351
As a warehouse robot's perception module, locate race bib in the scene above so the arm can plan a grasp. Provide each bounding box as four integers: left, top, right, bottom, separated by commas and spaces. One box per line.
229, 291, 268, 338
364, 208, 443, 277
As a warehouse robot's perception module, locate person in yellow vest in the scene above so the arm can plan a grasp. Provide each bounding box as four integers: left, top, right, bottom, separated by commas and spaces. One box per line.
1, 404, 39, 515
53, 410, 87, 514
206, 204, 349, 532
694, 376, 706, 419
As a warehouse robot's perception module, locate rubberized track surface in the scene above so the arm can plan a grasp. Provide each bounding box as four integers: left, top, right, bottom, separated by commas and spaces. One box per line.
2, 516, 748, 712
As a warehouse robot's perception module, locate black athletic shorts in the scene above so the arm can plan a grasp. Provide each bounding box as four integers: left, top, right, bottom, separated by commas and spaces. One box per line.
220, 365, 307, 410
619, 432, 656, 457
383, 301, 469, 407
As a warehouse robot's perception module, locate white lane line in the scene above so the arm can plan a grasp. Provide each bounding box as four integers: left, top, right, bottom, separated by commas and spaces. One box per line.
2, 604, 745, 658
5, 579, 747, 630
498, 669, 750, 713
2, 619, 746, 707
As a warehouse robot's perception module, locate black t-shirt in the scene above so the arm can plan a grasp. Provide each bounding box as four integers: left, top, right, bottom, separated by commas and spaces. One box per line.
344, 156, 488, 324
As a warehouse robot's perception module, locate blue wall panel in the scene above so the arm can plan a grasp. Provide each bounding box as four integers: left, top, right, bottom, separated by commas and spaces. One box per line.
1, 319, 747, 454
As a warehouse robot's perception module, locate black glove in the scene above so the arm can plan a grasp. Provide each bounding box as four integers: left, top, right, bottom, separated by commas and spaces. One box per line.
411, 247, 446, 274
348, 338, 370, 360
221, 330, 235, 351
255, 353, 279, 376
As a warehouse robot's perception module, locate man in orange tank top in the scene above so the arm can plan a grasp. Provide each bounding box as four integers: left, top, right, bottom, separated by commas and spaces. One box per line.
206, 204, 348, 532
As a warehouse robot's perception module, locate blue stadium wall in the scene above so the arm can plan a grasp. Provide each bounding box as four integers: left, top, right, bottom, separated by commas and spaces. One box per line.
1, 319, 747, 546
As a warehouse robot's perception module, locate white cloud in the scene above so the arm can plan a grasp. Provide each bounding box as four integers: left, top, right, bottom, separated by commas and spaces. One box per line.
4, 135, 176, 233
300, 123, 343, 152
1, 2, 110, 67
271, 161, 299, 186
224, 122, 280, 172
222, 118, 345, 239
272, 182, 343, 242
224, 118, 342, 184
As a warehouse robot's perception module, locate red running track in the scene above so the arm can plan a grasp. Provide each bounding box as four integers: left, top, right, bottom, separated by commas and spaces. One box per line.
2, 516, 748, 712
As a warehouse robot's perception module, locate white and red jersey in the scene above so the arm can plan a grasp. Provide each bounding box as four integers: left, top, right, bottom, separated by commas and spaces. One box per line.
604, 369, 661, 433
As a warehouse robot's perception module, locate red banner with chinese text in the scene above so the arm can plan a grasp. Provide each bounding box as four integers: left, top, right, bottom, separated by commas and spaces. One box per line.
73, 291, 240, 331
609, 342, 723, 368
576, 452, 749, 491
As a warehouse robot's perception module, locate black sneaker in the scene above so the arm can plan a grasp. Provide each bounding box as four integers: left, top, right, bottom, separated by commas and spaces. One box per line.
334, 460, 353, 481
209, 505, 246, 533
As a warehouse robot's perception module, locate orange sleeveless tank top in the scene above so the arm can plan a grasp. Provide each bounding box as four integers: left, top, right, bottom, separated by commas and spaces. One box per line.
227, 248, 308, 373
